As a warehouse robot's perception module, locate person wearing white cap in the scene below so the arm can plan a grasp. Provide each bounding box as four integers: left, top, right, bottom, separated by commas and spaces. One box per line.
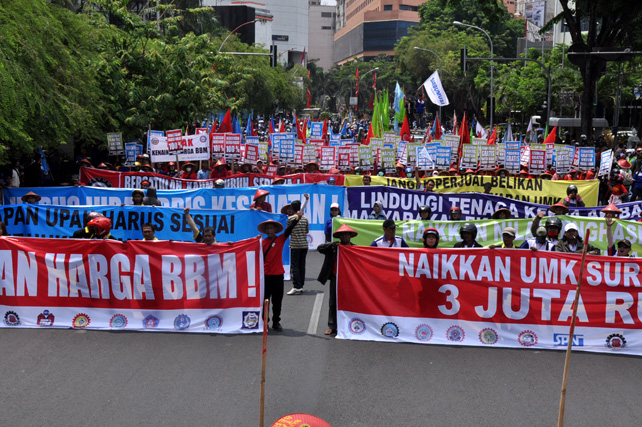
520, 226, 555, 251
489, 227, 518, 249
324, 202, 341, 242
554, 223, 600, 254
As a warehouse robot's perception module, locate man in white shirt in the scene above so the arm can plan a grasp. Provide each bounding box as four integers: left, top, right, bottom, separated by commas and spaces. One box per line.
370, 219, 409, 248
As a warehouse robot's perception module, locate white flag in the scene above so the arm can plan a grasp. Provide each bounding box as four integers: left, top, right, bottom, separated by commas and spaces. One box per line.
423, 70, 450, 106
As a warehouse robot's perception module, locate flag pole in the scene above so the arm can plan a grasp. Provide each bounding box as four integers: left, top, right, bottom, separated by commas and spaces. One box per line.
557, 228, 591, 427
259, 298, 269, 427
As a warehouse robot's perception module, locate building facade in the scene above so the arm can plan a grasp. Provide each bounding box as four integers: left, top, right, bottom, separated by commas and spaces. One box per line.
308, 4, 336, 71
333, 0, 423, 64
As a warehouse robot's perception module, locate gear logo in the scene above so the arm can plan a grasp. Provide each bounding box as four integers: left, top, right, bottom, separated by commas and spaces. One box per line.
380, 322, 399, 338
174, 314, 191, 330
348, 318, 366, 335
415, 324, 433, 342
109, 314, 128, 328
37, 310, 55, 327
143, 315, 159, 329
447, 325, 465, 342
87, 177, 113, 187
242, 311, 260, 329
4, 311, 20, 326
205, 315, 223, 330
606, 333, 627, 350
72, 313, 90, 328
518, 330, 538, 347
479, 328, 498, 345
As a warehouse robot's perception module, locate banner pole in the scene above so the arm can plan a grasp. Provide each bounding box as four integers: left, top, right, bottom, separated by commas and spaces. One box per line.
259, 298, 269, 427
557, 228, 591, 427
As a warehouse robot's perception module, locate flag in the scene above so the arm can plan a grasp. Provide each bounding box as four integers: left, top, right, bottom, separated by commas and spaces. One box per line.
423, 125, 432, 143
505, 122, 513, 142
355, 68, 360, 112
526, 117, 533, 134
372, 72, 376, 89
340, 119, 347, 136
487, 126, 498, 145
453, 111, 458, 135
457, 113, 470, 161
322, 118, 328, 141
422, 70, 450, 106
394, 82, 404, 115
544, 125, 557, 144
434, 115, 442, 140
365, 121, 374, 145
475, 121, 487, 139
301, 119, 308, 144
232, 114, 242, 134
400, 115, 411, 142
278, 119, 285, 133
269, 116, 275, 134
306, 86, 311, 108
245, 113, 253, 138
301, 48, 305, 66
216, 109, 232, 133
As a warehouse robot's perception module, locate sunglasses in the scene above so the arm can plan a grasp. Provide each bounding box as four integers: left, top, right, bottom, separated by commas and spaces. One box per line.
617, 245, 630, 250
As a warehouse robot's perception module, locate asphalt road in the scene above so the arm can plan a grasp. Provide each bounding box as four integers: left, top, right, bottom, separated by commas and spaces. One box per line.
1, 250, 641, 427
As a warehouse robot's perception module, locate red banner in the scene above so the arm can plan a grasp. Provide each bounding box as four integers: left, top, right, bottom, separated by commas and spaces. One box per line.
337, 246, 642, 355
80, 168, 346, 188
0, 237, 264, 333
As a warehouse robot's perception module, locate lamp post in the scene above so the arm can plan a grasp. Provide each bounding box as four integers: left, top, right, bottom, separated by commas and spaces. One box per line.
413, 46, 443, 119
218, 19, 259, 53
453, 21, 494, 129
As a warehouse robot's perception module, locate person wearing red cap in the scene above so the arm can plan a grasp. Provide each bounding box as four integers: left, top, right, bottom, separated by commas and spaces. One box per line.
317, 224, 358, 335
250, 189, 272, 212
258, 212, 303, 331
605, 217, 633, 257
606, 173, 628, 204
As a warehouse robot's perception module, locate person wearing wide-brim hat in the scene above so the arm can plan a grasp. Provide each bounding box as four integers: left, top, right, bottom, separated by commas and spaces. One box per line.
492, 207, 512, 220
495, 167, 509, 177
78, 158, 93, 168
250, 188, 272, 212
258, 212, 303, 332
141, 164, 154, 173
21, 191, 41, 204
317, 224, 358, 336
180, 162, 197, 180
305, 161, 320, 173
539, 172, 553, 180
549, 202, 569, 215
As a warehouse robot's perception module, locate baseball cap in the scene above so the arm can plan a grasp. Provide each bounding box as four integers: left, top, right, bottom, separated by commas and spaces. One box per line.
618, 239, 632, 248
503, 227, 516, 237
536, 226, 547, 237
330, 203, 340, 210
564, 223, 579, 233
383, 219, 396, 229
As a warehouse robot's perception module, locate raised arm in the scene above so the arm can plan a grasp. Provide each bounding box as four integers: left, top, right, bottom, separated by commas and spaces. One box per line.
184, 207, 200, 240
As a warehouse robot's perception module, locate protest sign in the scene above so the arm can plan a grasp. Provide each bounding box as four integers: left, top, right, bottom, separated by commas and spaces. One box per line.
166, 129, 183, 153
578, 147, 596, 171
599, 150, 613, 177
358, 146, 374, 171
107, 132, 124, 155
0, 236, 265, 334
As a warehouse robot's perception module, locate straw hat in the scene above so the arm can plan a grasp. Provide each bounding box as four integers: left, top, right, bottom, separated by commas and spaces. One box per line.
492, 207, 512, 219
549, 202, 569, 214
181, 162, 196, 171
257, 219, 283, 234
254, 189, 270, 201
21, 191, 41, 202
333, 224, 358, 238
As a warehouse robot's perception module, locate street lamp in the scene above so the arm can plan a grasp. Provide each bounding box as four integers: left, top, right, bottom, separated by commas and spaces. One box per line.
453, 21, 494, 129
218, 19, 259, 53
413, 46, 443, 119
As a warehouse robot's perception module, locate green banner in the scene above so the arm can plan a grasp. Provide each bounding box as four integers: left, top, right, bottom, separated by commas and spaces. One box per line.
332, 215, 640, 255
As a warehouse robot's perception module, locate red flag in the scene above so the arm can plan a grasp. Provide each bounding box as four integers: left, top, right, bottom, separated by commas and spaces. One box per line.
306, 86, 311, 108
434, 116, 442, 140
400, 115, 411, 142
423, 125, 432, 143
372, 72, 376, 89
322, 118, 328, 141
250, 120, 257, 137
486, 126, 498, 145
278, 119, 285, 133
268, 117, 275, 134
216, 109, 233, 133
365, 121, 374, 145
301, 119, 308, 144
355, 68, 359, 112
457, 113, 469, 160
544, 125, 557, 144
307, 68, 311, 79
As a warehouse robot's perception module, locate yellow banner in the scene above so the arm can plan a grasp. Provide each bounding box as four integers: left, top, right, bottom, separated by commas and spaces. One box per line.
344, 175, 599, 206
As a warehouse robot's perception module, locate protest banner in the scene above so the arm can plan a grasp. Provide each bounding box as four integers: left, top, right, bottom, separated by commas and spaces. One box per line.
416, 146, 435, 171
0, 236, 264, 334
244, 144, 259, 165
147, 130, 164, 152
344, 175, 600, 206
336, 245, 642, 355
479, 145, 496, 170
319, 147, 336, 170
6, 184, 344, 249
178, 134, 210, 162
435, 147, 451, 170
107, 132, 124, 156
505, 148, 521, 173
338, 148, 351, 171
310, 122, 323, 139
211, 134, 226, 161
443, 135, 460, 160
406, 143, 422, 167
529, 147, 547, 175
279, 135, 296, 164
555, 144, 572, 174
124, 142, 143, 166
578, 147, 596, 171
224, 134, 242, 161
460, 145, 478, 169
380, 148, 396, 172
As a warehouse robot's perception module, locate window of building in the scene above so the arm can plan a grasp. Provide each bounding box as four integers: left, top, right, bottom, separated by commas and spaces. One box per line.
383, 4, 392, 10
322, 26, 332, 30
399, 5, 418, 11
321, 12, 332, 18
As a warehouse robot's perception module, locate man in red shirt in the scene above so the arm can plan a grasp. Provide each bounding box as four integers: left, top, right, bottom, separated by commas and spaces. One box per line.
250, 189, 272, 212
258, 212, 302, 331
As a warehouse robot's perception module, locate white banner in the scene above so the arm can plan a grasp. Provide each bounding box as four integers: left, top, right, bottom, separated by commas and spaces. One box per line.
422, 70, 450, 107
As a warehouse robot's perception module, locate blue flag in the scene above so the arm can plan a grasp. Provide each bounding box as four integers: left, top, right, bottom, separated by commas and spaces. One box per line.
394, 82, 405, 114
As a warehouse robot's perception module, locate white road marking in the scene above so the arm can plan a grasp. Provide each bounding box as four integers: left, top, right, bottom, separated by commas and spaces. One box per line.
307, 293, 324, 335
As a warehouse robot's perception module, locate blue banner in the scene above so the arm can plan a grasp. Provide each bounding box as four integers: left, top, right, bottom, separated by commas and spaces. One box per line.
345, 186, 642, 221
5, 184, 345, 248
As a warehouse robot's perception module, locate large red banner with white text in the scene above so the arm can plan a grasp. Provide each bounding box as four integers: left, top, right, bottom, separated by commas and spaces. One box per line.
80, 168, 345, 189
337, 246, 642, 355
0, 237, 264, 333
